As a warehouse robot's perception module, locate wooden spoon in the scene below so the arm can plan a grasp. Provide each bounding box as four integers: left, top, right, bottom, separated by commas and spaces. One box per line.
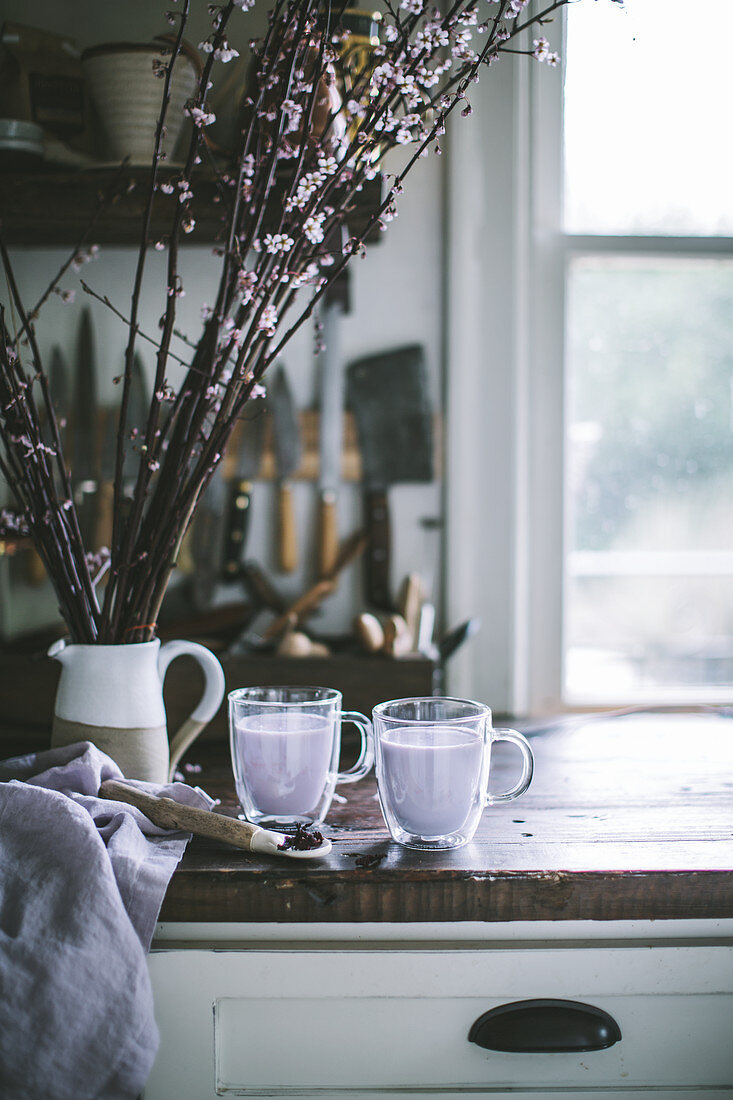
98, 780, 332, 859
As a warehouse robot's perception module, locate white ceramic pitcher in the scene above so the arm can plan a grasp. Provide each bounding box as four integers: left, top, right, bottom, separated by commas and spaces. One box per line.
49, 638, 225, 783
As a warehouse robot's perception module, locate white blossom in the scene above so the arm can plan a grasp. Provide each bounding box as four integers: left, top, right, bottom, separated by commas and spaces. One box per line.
186, 106, 216, 127
214, 44, 239, 63
303, 212, 326, 244
264, 232, 294, 254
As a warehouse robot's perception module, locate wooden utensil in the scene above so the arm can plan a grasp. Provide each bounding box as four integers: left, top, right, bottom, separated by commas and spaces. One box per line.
98, 780, 332, 859
261, 528, 368, 641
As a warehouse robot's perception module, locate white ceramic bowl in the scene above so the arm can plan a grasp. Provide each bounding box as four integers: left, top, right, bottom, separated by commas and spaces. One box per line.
81, 41, 199, 165
0, 118, 44, 157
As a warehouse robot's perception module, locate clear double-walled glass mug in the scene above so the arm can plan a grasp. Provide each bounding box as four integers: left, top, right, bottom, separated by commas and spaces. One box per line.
229, 686, 374, 828
373, 697, 534, 850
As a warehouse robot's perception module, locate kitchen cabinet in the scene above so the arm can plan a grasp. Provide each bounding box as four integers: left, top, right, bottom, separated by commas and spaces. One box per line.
146, 920, 733, 1098
143, 712, 733, 1098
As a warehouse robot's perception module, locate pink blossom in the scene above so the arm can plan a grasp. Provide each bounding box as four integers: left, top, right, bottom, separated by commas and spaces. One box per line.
257, 304, 278, 337
533, 36, 550, 60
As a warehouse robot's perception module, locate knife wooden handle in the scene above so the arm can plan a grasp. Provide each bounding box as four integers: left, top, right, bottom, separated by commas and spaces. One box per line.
262, 578, 335, 640
398, 573, 424, 650
318, 490, 338, 579
222, 478, 253, 581
95, 481, 115, 555
277, 481, 297, 574
240, 560, 288, 613
364, 489, 392, 610
25, 547, 46, 586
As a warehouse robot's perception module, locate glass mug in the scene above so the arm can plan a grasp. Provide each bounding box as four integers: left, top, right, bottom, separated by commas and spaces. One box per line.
373, 697, 534, 850
228, 686, 374, 828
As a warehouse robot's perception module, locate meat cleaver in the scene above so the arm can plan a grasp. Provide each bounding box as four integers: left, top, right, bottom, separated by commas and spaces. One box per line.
346, 344, 434, 610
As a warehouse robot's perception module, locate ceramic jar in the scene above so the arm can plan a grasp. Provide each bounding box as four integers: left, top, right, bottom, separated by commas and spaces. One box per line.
49, 638, 225, 783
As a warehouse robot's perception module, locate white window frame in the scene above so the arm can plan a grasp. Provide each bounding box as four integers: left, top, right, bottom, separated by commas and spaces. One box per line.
444, 5, 733, 716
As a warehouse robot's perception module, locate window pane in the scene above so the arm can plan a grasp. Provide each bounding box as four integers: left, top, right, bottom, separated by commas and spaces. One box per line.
566, 576, 733, 700
564, 256, 733, 701
564, 0, 733, 236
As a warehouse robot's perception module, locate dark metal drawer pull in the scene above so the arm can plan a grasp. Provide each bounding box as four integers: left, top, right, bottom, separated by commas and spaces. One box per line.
468, 998, 622, 1053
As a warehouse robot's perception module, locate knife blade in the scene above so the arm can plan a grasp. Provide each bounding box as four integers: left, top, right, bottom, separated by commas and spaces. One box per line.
346, 344, 433, 610
72, 308, 99, 548
317, 251, 350, 579
268, 363, 301, 574
221, 404, 266, 581
50, 345, 70, 428
25, 346, 69, 585
95, 352, 149, 549
189, 462, 228, 611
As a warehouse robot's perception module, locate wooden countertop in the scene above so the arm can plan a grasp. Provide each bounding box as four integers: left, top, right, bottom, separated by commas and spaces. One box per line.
160, 711, 733, 924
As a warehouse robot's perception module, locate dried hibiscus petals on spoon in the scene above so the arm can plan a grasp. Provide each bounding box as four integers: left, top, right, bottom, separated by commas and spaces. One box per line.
277, 823, 326, 852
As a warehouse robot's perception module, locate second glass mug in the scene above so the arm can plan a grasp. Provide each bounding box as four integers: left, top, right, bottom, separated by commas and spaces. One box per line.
228, 686, 374, 828
373, 697, 534, 850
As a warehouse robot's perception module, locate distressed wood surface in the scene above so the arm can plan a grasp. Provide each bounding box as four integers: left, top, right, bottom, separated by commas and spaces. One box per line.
160, 712, 733, 924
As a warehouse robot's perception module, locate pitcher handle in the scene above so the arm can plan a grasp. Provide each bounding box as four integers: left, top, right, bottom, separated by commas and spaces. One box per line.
158, 640, 226, 781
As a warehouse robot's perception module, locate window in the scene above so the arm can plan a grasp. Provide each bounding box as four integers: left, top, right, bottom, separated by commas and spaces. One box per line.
444, 0, 733, 714
561, 0, 733, 704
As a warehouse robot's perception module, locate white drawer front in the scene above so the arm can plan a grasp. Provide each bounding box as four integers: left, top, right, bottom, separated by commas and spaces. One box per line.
146, 945, 733, 1099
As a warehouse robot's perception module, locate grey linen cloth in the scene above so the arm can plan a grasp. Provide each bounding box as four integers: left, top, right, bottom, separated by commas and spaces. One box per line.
0, 740, 213, 1100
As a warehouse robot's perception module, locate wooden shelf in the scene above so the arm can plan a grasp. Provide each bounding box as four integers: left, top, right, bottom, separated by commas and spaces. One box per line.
0, 165, 384, 247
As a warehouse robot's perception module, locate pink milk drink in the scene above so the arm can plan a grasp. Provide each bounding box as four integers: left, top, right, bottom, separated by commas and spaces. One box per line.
233, 712, 334, 816
373, 698, 534, 851
229, 687, 374, 829
379, 725, 484, 837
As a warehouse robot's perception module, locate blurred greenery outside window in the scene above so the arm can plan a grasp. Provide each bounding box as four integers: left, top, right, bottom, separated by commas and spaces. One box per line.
562, 0, 733, 701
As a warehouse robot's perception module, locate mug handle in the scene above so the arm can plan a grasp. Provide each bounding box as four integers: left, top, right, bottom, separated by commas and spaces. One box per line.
486, 728, 534, 805
336, 711, 375, 784
158, 640, 226, 781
